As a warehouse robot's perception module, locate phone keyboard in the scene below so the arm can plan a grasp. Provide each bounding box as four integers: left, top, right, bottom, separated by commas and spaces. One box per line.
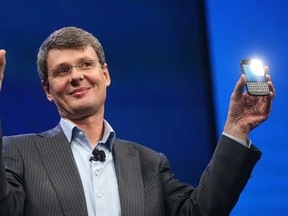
246, 82, 270, 95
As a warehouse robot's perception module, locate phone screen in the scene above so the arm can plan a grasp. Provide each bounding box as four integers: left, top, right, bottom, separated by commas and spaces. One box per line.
242, 60, 266, 82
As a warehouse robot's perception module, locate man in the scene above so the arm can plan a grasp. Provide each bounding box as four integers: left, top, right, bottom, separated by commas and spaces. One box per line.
0, 27, 275, 216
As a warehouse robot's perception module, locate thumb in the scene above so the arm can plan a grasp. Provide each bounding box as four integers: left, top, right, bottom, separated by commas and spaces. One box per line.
232, 74, 246, 99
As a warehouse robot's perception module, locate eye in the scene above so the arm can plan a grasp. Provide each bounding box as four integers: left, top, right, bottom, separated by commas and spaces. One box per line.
79, 61, 95, 70
51, 67, 70, 77
57, 67, 71, 75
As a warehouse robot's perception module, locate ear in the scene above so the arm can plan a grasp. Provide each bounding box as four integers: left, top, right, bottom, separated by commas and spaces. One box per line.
41, 80, 54, 102
103, 63, 111, 87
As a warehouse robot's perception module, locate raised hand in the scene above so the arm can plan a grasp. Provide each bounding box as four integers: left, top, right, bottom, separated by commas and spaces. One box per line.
224, 71, 275, 141
0, 49, 6, 91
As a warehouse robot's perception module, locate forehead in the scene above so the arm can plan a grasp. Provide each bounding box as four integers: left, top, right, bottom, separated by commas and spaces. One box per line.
47, 46, 98, 68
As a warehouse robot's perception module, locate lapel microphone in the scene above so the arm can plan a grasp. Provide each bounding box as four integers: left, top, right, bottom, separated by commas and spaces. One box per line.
89, 148, 106, 162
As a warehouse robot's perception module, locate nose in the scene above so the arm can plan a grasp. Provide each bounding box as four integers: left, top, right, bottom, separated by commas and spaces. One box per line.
69, 67, 84, 83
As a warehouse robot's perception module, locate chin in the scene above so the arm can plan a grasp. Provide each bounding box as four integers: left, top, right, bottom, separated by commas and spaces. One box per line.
74, 104, 103, 114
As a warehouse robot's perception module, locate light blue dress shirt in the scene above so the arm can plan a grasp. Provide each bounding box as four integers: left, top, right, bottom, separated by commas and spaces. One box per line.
222, 132, 251, 148
60, 118, 121, 216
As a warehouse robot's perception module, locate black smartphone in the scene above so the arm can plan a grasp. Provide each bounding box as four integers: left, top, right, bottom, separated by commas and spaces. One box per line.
240, 59, 270, 96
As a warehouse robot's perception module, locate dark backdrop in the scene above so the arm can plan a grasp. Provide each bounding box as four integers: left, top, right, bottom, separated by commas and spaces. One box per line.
0, 0, 215, 187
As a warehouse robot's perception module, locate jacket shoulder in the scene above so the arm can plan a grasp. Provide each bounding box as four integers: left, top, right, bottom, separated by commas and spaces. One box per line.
115, 138, 161, 157
114, 138, 168, 171
3, 125, 61, 146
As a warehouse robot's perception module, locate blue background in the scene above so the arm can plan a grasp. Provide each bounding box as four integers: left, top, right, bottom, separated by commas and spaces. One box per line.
206, 1, 288, 215
0, 1, 214, 189
1, 0, 287, 215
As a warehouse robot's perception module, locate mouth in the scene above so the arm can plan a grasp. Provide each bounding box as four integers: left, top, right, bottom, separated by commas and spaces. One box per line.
69, 87, 91, 96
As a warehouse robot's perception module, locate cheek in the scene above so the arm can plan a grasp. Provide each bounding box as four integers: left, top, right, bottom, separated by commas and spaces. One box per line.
86, 74, 104, 88
49, 81, 68, 99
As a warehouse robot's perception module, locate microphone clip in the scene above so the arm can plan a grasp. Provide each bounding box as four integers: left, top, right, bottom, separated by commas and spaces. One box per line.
89, 149, 106, 162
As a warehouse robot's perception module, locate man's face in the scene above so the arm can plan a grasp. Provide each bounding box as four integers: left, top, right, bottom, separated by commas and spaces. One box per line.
43, 46, 111, 120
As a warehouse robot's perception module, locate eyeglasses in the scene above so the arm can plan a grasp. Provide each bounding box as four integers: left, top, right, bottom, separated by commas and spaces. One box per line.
49, 59, 101, 78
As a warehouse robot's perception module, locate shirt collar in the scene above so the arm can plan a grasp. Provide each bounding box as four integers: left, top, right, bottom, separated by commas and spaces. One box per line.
60, 118, 116, 151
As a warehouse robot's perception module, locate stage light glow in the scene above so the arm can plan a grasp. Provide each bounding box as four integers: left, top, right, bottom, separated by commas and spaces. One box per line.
250, 59, 264, 76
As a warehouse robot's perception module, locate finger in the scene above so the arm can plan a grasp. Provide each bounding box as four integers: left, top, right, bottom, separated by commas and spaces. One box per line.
0, 49, 6, 69
268, 81, 276, 99
265, 92, 274, 115
0, 49, 6, 62
232, 74, 246, 99
264, 66, 269, 74
265, 74, 276, 99
0, 49, 6, 91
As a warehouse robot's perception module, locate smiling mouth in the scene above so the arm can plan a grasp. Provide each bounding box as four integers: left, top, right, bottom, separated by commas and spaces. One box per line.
69, 87, 90, 95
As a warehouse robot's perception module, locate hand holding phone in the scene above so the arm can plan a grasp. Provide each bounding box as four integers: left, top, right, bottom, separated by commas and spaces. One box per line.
240, 59, 270, 96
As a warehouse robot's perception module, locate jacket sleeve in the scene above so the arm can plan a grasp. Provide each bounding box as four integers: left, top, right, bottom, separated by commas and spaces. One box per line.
0, 130, 25, 216
161, 135, 262, 216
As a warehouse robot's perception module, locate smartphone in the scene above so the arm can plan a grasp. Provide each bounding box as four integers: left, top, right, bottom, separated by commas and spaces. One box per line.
240, 59, 270, 96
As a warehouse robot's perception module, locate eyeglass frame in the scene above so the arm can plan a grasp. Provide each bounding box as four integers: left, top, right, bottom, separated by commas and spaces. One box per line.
48, 59, 102, 79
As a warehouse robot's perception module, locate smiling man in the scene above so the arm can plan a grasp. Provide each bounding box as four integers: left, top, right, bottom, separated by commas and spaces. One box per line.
0, 27, 275, 216
42, 45, 111, 145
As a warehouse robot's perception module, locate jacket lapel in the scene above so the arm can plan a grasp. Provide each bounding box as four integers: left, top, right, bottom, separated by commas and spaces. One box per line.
113, 139, 145, 216
35, 125, 88, 216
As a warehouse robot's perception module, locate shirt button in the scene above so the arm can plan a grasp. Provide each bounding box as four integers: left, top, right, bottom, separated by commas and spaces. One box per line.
95, 171, 99, 176
79, 131, 83, 136
98, 193, 102, 198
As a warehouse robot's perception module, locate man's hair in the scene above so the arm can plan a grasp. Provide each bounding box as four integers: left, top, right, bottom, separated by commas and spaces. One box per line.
37, 26, 105, 83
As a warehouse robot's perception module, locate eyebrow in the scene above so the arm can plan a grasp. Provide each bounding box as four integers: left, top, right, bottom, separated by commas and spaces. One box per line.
50, 57, 99, 70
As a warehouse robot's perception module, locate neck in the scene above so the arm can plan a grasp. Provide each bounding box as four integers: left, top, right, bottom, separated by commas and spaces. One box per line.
65, 113, 105, 148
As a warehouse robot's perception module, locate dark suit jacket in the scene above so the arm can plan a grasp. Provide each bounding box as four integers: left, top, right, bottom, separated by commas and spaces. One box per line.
0, 124, 261, 216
